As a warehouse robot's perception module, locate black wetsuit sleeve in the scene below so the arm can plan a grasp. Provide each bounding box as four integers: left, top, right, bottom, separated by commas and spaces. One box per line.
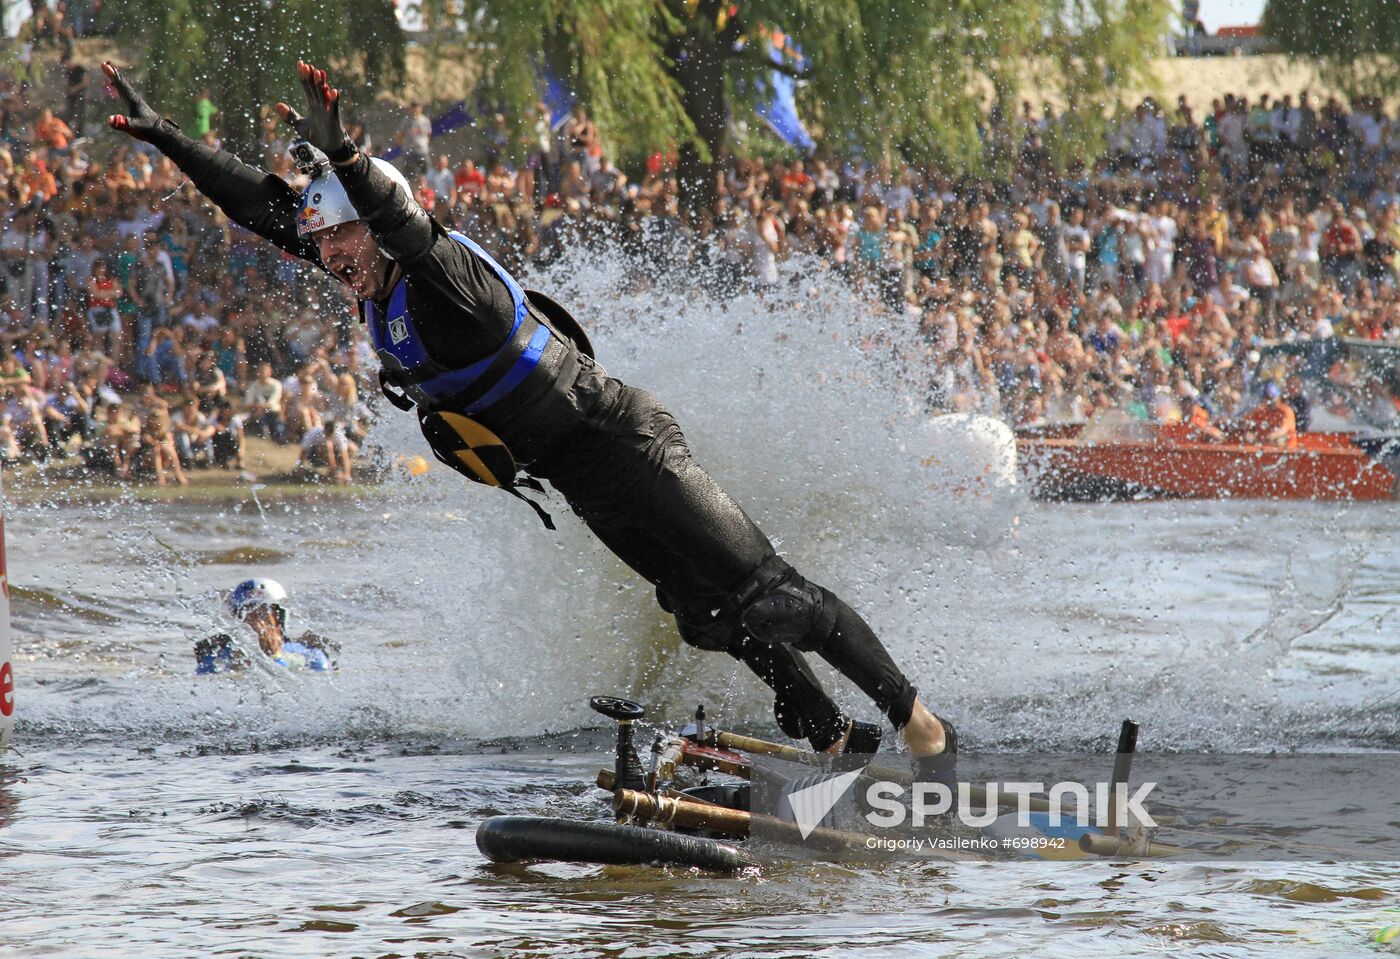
144, 124, 323, 266
334, 154, 519, 365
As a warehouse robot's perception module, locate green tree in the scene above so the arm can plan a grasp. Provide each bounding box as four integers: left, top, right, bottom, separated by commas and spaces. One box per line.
1263, 0, 1400, 97
427, 0, 1172, 208
107, 0, 403, 157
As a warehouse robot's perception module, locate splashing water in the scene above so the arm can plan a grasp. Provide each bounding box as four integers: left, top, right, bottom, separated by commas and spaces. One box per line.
8, 259, 1396, 755
4, 257, 1399, 959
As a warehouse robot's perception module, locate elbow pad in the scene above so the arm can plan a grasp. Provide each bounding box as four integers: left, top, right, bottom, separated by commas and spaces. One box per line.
371, 200, 436, 263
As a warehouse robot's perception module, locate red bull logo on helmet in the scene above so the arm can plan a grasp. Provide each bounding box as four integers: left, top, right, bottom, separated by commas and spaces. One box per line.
298, 203, 326, 235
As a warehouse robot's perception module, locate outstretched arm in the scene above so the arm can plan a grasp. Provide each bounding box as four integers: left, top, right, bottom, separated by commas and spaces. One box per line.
104, 62, 322, 267
277, 63, 513, 325
276, 62, 433, 263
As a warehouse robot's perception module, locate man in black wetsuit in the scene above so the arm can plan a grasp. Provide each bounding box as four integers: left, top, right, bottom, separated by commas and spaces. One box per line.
104, 60, 956, 777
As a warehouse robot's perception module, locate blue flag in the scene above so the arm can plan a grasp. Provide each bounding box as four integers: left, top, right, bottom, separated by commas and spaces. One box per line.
753, 29, 814, 154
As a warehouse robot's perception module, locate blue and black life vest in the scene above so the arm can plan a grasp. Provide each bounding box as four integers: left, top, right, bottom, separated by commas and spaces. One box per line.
363, 232, 594, 529
366, 231, 550, 413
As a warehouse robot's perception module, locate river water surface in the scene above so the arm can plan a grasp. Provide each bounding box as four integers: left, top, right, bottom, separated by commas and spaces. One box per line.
2, 273, 1398, 957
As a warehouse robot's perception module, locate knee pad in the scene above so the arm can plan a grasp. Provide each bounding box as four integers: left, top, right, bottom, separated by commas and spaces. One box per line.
736, 560, 839, 652
742, 578, 829, 649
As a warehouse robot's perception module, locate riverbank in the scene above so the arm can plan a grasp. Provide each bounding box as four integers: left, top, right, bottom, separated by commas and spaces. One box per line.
1, 437, 383, 505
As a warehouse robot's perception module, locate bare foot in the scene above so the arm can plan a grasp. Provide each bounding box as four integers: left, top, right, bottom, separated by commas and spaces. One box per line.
901, 697, 948, 757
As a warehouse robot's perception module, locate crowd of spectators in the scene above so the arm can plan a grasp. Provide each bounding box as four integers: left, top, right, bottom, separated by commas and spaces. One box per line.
464, 92, 1400, 434
1, 36, 372, 482
3, 29, 1400, 488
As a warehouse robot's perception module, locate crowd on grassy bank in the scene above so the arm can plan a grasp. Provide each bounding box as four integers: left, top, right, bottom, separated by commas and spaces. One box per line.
3, 34, 1400, 487
1, 38, 375, 483
471, 91, 1400, 432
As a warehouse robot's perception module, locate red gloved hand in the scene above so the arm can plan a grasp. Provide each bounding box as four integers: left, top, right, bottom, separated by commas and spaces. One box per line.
103, 61, 166, 143
275, 61, 356, 163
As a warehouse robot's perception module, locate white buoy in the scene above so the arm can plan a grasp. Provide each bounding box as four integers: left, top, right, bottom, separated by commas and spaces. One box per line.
909, 413, 1018, 495
900, 413, 1019, 545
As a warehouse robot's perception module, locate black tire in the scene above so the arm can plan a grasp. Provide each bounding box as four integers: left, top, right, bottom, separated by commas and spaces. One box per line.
475, 815, 758, 873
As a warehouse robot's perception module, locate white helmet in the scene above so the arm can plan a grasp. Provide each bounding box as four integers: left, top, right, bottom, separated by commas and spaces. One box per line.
296, 157, 411, 238
229, 578, 289, 629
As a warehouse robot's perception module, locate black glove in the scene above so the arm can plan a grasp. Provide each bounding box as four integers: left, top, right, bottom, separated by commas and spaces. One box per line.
102, 61, 174, 144
275, 61, 356, 164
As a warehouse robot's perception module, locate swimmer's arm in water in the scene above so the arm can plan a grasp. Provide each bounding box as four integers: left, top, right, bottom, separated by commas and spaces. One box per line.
193, 633, 250, 674
296, 631, 341, 663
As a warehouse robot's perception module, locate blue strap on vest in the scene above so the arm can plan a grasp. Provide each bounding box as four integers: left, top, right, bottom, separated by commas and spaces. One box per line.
365, 233, 565, 530
463, 323, 551, 414
366, 231, 549, 412
449, 230, 528, 323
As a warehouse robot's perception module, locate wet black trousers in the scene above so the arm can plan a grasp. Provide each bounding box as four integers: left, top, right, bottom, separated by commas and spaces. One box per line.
527, 364, 918, 750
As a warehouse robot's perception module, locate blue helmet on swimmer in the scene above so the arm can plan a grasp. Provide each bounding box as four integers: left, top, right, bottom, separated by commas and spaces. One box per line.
290, 138, 411, 238
229, 577, 289, 630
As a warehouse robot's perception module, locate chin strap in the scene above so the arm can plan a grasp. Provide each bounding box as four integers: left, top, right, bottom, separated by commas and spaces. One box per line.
380, 259, 401, 294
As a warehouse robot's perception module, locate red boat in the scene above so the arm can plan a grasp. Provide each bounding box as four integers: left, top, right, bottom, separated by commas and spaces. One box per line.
1019, 421, 1397, 501
1018, 338, 1400, 502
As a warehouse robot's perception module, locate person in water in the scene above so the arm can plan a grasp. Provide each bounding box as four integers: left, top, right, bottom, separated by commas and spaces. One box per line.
111, 61, 955, 782
195, 578, 338, 674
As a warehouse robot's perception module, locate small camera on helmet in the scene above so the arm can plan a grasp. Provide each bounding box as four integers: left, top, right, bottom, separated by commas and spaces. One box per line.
289, 138, 331, 178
